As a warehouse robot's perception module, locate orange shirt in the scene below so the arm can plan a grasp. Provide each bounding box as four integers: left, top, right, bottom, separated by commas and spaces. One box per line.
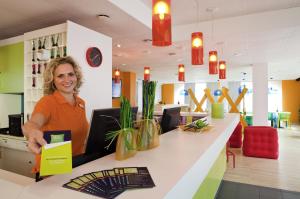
32, 91, 89, 156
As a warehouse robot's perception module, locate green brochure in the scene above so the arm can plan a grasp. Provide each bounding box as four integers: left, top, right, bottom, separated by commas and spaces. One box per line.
40, 130, 72, 176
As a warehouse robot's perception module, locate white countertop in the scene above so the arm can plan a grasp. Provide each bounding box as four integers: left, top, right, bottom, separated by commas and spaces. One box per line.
0, 169, 34, 199
153, 111, 208, 117
6, 113, 239, 199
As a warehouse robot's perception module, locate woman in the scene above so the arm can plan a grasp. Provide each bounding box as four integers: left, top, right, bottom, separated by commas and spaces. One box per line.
22, 56, 89, 161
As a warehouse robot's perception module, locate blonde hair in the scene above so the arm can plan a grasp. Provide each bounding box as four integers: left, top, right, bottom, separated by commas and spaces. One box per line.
43, 56, 83, 95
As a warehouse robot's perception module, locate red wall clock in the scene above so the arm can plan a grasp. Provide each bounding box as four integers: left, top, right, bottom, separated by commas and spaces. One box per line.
86, 47, 102, 67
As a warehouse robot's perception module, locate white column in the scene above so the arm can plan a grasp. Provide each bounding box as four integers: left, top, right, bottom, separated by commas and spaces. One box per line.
184, 83, 195, 105
252, 63, 268, 126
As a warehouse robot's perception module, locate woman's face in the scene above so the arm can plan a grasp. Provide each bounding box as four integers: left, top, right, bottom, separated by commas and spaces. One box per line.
53, 63, 77, 95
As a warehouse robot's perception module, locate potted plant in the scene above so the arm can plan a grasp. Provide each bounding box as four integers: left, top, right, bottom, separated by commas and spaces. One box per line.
106, 96, 137, 160
137, 81, 160, 150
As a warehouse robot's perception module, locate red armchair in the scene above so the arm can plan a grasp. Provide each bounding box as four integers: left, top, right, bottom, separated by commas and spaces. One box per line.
243, 126, 279, 159
229, 123, 243, 148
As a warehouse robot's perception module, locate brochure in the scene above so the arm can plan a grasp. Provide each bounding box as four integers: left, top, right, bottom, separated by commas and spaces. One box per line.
63, 167, 155, 199
40, 130, 72, 176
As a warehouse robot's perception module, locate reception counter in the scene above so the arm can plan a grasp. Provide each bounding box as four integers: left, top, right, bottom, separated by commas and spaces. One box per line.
3, 113, 239, 199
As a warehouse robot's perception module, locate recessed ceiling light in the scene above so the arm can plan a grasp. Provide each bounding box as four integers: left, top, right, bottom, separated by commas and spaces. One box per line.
142, 50, 151, 54
116, 44, 121, 48
177, 58, 183, 62
216, 41, 224, 46
113, 54, 122, 57
206, 7, 219, 13
233, 52, 243, 57
121, 63, 127, 66
97, 14, 110, 19
142, 39, 152, 42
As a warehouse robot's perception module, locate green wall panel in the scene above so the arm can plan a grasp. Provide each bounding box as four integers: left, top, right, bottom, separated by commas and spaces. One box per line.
0, 42, 24, 93
193, 148, 226, 199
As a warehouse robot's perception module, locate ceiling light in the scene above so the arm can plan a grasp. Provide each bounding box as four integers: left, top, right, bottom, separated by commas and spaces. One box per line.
233, 52, 243, 57
121, 63, 127, 66
178, 64, 185, 82
219, 61, 226, 79
191, 32, 204, 65
206, 7, 219, 13
168, 52, 176, 56
142, 50, 151, 54
209, 51, 218, 74
152, 0, 172, 46
97, 14, 110, 23
116, 44, 121, 48
142, 39, 152, 43
144, 66, 150, 81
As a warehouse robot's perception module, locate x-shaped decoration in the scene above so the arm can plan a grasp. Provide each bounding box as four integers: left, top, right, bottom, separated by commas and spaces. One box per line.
218, 87, 248, 127
188, 88, 214, 112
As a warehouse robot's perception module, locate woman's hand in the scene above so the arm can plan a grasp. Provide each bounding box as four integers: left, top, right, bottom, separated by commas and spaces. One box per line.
25, 129, 47, 154
22, 113, 47, 154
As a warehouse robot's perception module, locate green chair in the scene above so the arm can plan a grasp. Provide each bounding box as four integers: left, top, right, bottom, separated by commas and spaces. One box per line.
268, 112, 275, 127
245, 115, 253, 126
278, 112, 291, 128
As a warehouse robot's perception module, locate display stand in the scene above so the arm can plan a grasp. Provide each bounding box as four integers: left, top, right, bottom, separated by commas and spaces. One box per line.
24, 23, 67, 121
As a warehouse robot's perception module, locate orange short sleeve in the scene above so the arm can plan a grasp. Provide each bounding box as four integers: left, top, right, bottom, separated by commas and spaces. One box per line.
31, 96, 53, 121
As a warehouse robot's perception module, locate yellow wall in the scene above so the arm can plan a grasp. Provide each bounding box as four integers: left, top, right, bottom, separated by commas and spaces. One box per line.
161, 84, 174, 104
112, 71, 136, 107
282, 80, 300, 124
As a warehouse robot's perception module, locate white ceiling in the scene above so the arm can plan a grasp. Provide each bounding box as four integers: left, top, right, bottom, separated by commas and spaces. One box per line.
0, 0, 300, 83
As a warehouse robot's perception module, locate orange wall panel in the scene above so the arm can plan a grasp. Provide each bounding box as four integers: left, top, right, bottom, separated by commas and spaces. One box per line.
161, 84, 174, 104
282, 80, 300, 124
112, 70, 136, 107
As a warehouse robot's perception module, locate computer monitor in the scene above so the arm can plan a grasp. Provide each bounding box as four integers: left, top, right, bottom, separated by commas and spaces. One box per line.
85, 106, 138, 157
160, 107, 181, 134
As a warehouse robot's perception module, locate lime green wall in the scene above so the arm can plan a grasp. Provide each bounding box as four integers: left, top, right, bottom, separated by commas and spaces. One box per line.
193, 148, 226, 199
0, 42, 24, 93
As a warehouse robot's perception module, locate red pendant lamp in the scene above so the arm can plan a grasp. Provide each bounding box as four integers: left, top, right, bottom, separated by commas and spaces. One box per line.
178, 64, 185, 81
152, 0, 172, 46
191, 32, 204, 65
209, 51, 218, 74
114, 68, 120, 83
219, 61, 226, 79
144, 66, 150, 81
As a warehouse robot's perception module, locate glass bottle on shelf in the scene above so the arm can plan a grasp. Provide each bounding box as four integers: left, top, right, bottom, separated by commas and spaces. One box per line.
56, 34, 59, 47
50, 48, 55, 59
56, 47, 61, 58
32, 52, 35, 62
37, 62, 41, 74
32, 64, 36, 75
51, 35, 56, 47
63, 46, 67, 57
42, 37, 46, 49
38, 38, 42, 50
32, 77, 36, 87
32, 40, 36, 51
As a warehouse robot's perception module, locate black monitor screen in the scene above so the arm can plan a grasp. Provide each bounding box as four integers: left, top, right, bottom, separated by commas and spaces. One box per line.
160, 107, 181, 133
85, 107, 138, 157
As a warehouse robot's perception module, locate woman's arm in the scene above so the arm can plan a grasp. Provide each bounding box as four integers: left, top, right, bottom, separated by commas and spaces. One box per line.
22, 113, 47, 154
